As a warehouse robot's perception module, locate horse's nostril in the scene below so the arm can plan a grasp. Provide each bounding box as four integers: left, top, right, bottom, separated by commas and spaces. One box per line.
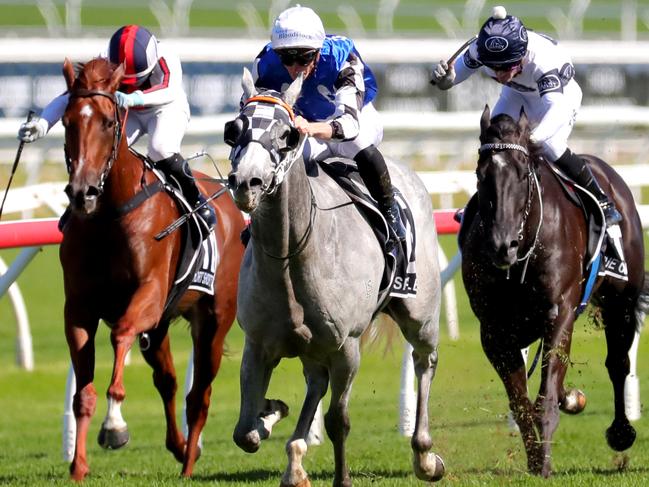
249, 177, 263, 188
86, 186, 100, 198
510, 240, 519, 249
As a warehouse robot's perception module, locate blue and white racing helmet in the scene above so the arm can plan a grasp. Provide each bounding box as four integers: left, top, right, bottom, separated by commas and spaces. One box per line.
476, 6, 528, 69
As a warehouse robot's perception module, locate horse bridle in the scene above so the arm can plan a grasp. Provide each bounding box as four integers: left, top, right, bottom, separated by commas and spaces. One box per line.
64, 88, 124, 194
237, 95, 306, 195
232, 95, 315, 259
479, 141, 544, 281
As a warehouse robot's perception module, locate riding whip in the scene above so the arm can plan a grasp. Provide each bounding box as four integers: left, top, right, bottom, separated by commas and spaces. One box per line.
154, 186, 228, 241
430, 35, 478, 85
0, 110, 35, 220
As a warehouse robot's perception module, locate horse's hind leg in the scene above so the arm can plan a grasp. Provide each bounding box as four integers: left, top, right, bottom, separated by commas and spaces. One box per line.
64, 305, 99, 481
601, 298, 638, 451
389, 300, 445, 482
281, 359, 328, 487
139, 325, 186, 463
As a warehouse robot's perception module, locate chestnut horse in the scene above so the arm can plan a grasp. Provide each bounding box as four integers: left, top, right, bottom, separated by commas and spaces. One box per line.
59, 57, 245, 480
461, 106, 649, 476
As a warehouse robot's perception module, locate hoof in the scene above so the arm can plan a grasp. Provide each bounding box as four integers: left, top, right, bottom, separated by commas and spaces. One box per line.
233, 429, 261, 453
98, 426, 129, 450
280, 479, 311, 487
69, 461, 90, 481
413, 452, 445, 482
560, 388, 587, 415
606, 419, 636, 451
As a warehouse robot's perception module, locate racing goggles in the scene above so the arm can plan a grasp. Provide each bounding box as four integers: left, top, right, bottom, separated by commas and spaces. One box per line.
486, 60, 522, 72
275, 48, 319, 67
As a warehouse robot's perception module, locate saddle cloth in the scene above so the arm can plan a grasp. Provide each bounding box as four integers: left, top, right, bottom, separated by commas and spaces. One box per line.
316, 158, 417, 306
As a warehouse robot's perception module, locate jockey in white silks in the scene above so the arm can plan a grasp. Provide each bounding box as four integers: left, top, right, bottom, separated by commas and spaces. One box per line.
431, 5, 622, 226
18, 24, 215, 227
250, 5, 406, 241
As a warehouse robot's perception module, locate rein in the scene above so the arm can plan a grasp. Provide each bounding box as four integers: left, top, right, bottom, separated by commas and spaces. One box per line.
479, 141, 543, 283
241, 95, 305, 195
65, 88, 124, 194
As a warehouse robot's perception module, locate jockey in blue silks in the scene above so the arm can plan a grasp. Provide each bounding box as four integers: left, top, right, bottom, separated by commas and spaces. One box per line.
251, 5, 406, 241
432, 5, 622, 227
18, 25, 215, 227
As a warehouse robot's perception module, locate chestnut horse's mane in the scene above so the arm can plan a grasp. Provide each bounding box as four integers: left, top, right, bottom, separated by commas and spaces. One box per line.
72, 58, 118, 90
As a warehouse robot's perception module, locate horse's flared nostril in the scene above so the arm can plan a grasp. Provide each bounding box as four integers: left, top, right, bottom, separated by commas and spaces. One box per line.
249, 177, 263, 188
86, 186, 100, 198
510, 240, 519, 250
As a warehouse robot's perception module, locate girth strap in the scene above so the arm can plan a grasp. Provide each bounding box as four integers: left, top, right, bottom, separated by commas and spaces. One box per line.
114, 180, 164, 216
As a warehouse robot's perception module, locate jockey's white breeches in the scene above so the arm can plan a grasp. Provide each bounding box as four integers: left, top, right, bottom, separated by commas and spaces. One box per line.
125, 99, 190, 161
492, 81, 583, 161
303, 102, 384, 161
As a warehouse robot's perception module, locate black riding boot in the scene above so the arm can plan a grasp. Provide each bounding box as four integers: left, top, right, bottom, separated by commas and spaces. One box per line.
155, 153, 216, 228
354, 145, 406, 242
554, 148, 622, 226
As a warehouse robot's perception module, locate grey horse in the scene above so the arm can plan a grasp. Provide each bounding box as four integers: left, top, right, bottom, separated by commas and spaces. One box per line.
227, 68, 445, 487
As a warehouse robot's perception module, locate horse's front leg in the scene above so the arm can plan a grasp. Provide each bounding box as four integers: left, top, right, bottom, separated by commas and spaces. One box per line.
233, 338, 286, 453
64, 303, 99, 481
182, 297, 234, 477
139, 325, 186, 463
481, 327, 542, 474
323, 339, 362, 487
100, 283, 165, 449
534, 309, 578, 478
281, 358, 329, 487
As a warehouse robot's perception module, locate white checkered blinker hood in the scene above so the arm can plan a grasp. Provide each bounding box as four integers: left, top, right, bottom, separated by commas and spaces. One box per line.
226, 96, 296, 165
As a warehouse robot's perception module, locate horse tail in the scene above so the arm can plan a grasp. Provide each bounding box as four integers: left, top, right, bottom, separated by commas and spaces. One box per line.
634, 271, 649, 332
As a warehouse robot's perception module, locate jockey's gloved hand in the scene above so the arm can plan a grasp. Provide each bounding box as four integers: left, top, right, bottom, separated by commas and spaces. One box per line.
115, 91, 145, 108
431, 60, 455, 90
17, 116, 48, 143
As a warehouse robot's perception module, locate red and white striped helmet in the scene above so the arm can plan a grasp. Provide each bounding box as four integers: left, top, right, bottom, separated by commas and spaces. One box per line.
108, 25, 158, 86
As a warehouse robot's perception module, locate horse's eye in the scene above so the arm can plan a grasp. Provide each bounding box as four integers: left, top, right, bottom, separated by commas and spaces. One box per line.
104, 118, 115, 129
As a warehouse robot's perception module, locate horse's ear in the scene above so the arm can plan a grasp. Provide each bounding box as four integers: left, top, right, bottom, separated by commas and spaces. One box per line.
480, 104, 491, 136
284, 126, 300, 151
63, 57, 76, 91
282, 73, 303, 107
242, 67, 257, 100
109, 62, 125, 92
518, 107, 529, 135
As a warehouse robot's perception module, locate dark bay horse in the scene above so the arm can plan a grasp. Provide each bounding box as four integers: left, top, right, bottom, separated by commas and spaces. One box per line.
227, 68, 445, 487
461, 105, 649, 477
59, 57, 245, 481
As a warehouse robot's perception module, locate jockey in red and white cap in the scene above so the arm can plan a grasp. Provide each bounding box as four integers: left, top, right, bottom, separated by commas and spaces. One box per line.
431, 6, 621, 226
18, 25, 215, 227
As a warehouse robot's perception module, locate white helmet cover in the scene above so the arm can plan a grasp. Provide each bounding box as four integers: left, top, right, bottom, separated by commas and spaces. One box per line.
271, 5, 325, 50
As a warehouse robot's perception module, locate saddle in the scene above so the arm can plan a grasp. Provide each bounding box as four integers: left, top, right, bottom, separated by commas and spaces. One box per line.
316, 158, 417, 308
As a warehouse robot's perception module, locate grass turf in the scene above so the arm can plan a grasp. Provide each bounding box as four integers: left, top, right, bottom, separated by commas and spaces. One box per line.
1, 235, 649, 485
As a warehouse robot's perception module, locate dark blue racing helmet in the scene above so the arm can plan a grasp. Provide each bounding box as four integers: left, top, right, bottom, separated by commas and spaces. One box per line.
477, 6, 528, 69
